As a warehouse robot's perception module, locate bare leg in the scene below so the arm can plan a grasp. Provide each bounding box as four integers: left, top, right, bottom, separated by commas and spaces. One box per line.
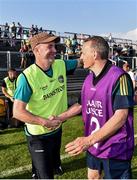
88, 168, 101, 180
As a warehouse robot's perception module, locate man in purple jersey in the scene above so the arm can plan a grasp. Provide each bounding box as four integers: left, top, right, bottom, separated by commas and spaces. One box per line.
57, 36, 134, 179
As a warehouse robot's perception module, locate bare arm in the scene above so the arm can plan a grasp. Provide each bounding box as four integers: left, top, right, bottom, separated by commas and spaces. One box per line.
89, 109, 128, 144
65, 109, 128, 155
2, 87, 13, 101
132, 80, 136, 90
13, 99, 61, 128
58, 103, 82, 122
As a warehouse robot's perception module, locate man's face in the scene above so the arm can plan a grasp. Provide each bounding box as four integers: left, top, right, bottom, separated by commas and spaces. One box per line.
8, 71, 16, 80
123, 64, 129, 72
36, 42, 56, 62
80, 41, 95, 69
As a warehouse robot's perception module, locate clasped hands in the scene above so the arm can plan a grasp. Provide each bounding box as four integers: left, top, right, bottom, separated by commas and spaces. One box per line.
44, 115, 63, 130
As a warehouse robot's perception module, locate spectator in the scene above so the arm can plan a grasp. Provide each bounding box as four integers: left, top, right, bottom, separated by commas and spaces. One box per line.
39, 27, 43, 33
128, 46, 136, 57
1, 68, 17, 127
10, 22, 17, 39
80, 34, 85, 46
26, 44, 35, 67
3, 22, 9, 38
65, 36, 72, 57
17, 22, 23, 39
34, 25, 39, 35
19, 40, 29, 69
49, 30, 54, 35
135, 74, 137, 104
0, 27, 1, 38
75, 44, 82, 55
71, 34, 78, 54
29, 24, 35, 37
123, 63, 136, 90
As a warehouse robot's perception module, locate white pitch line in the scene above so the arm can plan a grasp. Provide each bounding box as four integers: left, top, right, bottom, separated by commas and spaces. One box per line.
1, 134, 137, 178
0, 153, 70, 178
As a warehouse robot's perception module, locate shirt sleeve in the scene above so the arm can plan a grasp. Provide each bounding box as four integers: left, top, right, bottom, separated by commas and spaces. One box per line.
112, 74, 134, 110
64, 59, 78, 75
2, 80, 6, 88
14, 73, 32, 103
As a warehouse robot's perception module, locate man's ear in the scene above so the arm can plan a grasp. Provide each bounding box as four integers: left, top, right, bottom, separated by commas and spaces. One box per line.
34, 46, 40, 55
93, 50, 98, 60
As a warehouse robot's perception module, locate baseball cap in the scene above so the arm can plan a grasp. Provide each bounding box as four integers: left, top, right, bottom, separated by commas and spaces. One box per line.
29, 32, 60, 50
121, 48, 128, 52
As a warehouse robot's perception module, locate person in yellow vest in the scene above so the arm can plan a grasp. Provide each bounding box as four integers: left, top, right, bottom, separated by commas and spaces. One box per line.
2, 68, 17, 127
13, 32, 81, 179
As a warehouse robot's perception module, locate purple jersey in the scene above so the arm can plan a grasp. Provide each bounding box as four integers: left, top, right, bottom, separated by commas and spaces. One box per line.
81, 65, 134, 160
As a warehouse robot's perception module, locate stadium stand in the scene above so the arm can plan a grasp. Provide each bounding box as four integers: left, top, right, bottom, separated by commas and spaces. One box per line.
0, 23, 137, 105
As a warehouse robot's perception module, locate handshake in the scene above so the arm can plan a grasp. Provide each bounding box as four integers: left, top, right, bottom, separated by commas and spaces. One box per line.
42, 115, 64, 130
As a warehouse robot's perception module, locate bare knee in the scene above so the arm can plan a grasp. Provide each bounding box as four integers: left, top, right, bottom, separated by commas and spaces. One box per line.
88, 168, 101, 180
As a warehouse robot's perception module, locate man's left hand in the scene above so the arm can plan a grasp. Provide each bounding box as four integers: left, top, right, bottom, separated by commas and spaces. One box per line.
65, 136, 91, 156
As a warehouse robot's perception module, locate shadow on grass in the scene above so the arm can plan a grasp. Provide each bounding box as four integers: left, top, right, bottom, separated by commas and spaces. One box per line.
133, 144, 137, 156
0, 141, 26, 150
132, 167, 137, 179
132, 144, 137, 178
6, 171, 31, 179
5, 157, 86, 179
62, 156, 86, 173
0, 127, 24, 135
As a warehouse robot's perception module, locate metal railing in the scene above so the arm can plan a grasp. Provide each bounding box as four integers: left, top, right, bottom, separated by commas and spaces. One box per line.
0, 51, 137, 70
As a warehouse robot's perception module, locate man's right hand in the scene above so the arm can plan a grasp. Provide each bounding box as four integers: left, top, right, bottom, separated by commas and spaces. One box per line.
42, 118, 61, 130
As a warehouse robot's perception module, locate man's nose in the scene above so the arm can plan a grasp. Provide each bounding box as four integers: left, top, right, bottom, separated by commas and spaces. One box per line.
53, 47, 56, 53
80, 54, 83, 61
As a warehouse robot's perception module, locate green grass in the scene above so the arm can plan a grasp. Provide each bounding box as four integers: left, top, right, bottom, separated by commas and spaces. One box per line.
0, 107, 137, 179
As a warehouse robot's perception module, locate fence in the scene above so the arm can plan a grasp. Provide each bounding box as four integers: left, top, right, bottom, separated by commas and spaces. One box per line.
0, 51, 137, 70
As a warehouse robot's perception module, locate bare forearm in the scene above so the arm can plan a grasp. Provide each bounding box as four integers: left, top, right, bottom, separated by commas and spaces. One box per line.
13, 100, 62, 129
58, 103, 82, 122
88, 109, 128, 145
2, 88, 12, 99
13, 107, 46, 126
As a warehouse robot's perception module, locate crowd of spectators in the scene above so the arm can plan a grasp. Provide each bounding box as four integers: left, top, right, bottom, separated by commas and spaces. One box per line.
0, 22, 46, 39
110, 44, 136, 67
0, 22, 137, 64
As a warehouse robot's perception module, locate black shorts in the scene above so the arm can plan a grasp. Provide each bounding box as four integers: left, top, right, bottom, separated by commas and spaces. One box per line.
86, 151, 132, 179
26, 128, 62, 179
